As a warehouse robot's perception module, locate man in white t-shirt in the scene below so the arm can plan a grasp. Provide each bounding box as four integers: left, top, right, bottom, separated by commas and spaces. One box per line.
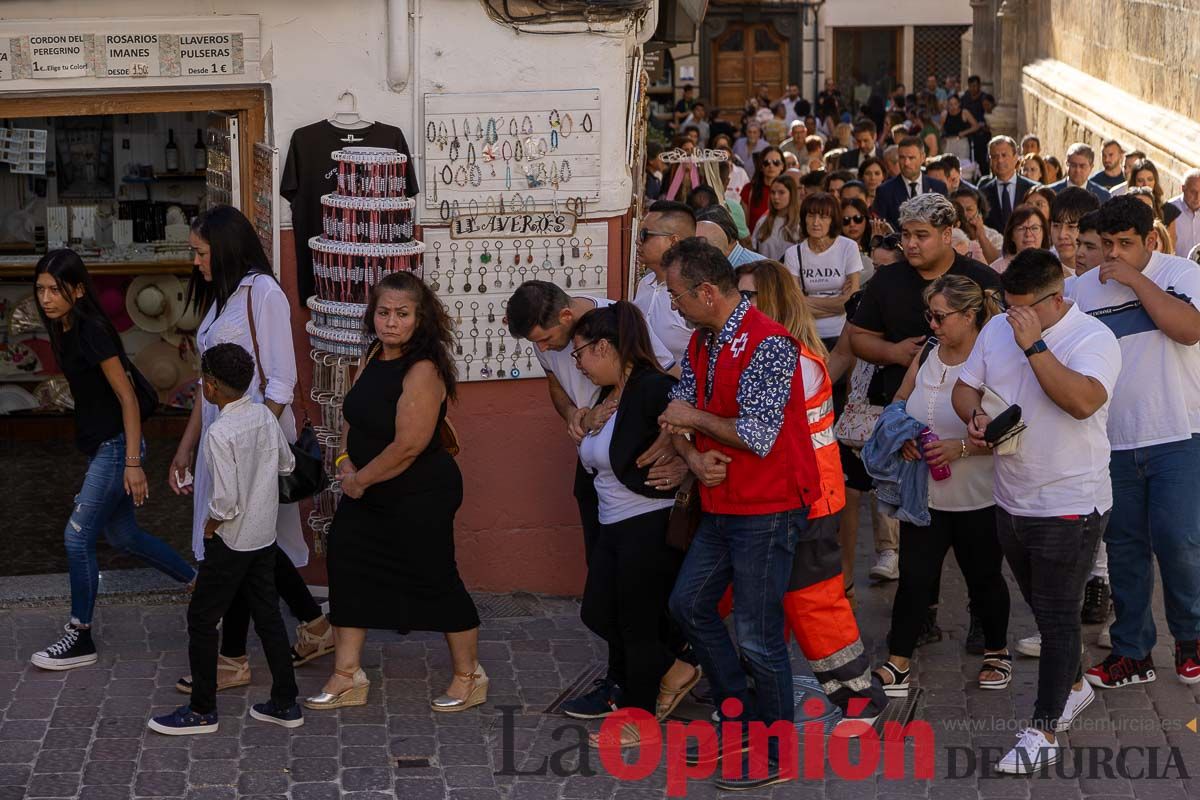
505, 280, 683, 718
1071, 196, 1200, 694
952, 248, 1122, 774
633, 201, 699, 363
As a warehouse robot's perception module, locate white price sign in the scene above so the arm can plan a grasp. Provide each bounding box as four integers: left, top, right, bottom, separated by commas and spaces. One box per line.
178, 34, 235, 76
101, 34, 160, 78
0, 40, 11, 81
29, 34, 91, 78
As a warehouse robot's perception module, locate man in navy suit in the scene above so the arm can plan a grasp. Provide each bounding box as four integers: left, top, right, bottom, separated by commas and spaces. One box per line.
874, 136, 948, 229
925, 153, 976, 195
838, 119, 885, 170
977, 135, 1038, 232
1049, 142, 1112, 204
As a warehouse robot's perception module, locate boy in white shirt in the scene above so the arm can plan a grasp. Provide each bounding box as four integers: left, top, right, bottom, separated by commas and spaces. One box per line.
952, 249, 1122, 774
1072, 197, 1200, 691
148, 343, 300, 735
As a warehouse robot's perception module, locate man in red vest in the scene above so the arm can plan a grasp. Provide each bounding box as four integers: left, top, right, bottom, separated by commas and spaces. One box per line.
658, 238, 822, 790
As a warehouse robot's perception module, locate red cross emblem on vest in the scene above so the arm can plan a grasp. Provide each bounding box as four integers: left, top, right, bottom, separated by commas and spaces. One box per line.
730, 332, 749, 357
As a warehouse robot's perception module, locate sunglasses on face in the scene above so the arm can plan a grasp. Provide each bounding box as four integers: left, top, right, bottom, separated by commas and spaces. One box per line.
924, 308, 966, 325
762, 159, 783, 167
843, 215, 866, 225
638, 228, 672, 244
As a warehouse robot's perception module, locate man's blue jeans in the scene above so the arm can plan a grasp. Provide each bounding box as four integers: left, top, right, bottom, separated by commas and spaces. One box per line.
669, 508, 805, 728
66, 434, 196, 625
1107, 435, 1200, 658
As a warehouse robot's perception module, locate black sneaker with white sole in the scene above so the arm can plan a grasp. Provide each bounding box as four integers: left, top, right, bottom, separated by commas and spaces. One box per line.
30, 624, 97, 671
249, 700, 304, 729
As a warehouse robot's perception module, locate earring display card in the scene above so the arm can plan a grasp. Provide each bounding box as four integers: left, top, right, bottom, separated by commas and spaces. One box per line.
419, 221, 609, 383
422, 89, 601, 212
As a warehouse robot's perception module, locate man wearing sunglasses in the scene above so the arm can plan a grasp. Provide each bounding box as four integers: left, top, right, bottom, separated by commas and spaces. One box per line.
951, 248, 1122, 775
634, 201, 699, 363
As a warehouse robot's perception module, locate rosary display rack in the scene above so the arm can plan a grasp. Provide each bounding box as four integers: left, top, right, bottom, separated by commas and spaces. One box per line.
422, 89, 601, 211
420, 221, 609, 383
302, 146, 425, 549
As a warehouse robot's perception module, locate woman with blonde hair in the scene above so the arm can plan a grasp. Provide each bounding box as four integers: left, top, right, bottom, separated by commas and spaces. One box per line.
752, 175, 804, 260
734, 259, 829, 361
873, 274, 1010, 698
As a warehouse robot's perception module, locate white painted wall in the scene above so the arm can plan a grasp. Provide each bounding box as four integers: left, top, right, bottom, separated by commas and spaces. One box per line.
0, 0, 644, 226
823, 0, 972, 27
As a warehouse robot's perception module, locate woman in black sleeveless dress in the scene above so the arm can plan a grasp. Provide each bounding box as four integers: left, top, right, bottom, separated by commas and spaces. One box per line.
306, 272, 483, 714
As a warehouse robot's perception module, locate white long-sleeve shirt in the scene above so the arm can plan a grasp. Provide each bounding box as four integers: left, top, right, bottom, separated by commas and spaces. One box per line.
203, 395, 296, 552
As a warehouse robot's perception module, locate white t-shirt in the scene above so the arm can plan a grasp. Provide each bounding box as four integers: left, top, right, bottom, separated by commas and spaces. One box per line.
906, 344, 995, 511
783, 236, 863, 339
578, 411, 675, 525
534, 296, 675, 410
958, 303, 1122, 517
632, 272, 693, 365
1070, 251, 1200, 449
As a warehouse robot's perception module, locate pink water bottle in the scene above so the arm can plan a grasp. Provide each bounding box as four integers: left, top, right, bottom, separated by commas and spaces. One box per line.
919, 427, 952, 481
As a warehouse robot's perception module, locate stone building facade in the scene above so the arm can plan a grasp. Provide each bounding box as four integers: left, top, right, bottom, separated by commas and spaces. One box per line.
970, 0, 1199, 193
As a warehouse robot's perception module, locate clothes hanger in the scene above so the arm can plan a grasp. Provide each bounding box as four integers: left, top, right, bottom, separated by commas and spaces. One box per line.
328, 90, 374, 138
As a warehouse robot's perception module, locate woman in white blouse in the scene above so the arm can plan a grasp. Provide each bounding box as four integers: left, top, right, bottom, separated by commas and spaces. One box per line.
169, 207, 332, 693
751, 175, 803, 260
872, 275, 1010, 698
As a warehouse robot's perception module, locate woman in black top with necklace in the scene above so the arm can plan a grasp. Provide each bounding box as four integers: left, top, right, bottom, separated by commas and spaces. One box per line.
307, 271, 483, 713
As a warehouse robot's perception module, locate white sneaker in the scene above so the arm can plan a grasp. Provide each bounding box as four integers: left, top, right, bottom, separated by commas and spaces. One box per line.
870, 550, 899, 581
1097, 616, 1113, 649
995, 728, 1062, 774
1054, 681, 1095, 732
1015, 634, 1041, 658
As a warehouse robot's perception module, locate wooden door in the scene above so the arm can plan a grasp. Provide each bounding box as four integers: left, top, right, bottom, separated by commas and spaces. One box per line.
711, 23, 788, 120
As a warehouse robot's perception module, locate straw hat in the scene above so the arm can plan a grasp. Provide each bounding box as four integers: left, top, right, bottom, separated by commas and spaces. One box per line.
133, 340, 197, 392
126, 275, 185, 333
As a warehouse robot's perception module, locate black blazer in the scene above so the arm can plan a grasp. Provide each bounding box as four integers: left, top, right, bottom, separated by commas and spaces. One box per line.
977, 174, 1038, 231
838, 144, 885, 171
594, 366, 678, 500
874, 174, 949, 229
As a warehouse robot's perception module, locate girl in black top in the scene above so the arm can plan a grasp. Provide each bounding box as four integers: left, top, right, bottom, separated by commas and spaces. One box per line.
571, 301, 698, 748
29, 250, 195, 672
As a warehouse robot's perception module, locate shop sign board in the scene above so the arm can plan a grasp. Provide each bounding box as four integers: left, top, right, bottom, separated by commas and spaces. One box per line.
450, 211, 577, 239
29, 34, 91, 78
178, 33, 237, 76
99, 34, 161, 78
0, 39, 11, 81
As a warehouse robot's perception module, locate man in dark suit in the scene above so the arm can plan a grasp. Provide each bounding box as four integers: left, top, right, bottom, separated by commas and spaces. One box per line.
977, 135, 1037, 232
1048, 142, 1112, 204
838, 119, 885, 170
874, 136, 948, 229
925, 154, 976, 195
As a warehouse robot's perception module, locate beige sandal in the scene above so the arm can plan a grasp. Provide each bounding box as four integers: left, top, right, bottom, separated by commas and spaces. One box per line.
656, 665, 702, 721
588, 721, 661, 750
292, 616, 334, 666
431, 664, 489, 713
175, 654, 250, 694
304, 667, 370, 710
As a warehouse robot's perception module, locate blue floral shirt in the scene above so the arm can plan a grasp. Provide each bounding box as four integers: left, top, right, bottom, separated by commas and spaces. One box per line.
669, 297, 799, 457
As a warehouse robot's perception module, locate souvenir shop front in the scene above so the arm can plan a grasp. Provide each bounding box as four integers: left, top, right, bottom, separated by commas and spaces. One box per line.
0, 2, 655, 593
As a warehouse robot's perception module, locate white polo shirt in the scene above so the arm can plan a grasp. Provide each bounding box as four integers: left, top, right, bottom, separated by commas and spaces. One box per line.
958, 303, 1122, 516
632, 271, 694, 365
534, 296, 676, 410
1070, 251, 1200, 449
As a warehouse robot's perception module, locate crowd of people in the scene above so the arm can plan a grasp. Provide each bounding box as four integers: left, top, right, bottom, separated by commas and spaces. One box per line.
20, 70, 1200, 791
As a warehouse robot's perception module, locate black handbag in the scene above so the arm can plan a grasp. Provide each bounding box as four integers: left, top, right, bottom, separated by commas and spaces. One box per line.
245, 286, 325, 504
665, 474, 702, 552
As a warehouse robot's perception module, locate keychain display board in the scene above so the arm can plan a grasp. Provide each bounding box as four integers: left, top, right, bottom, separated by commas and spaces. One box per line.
420, 221, 609, 383
422, 89, 600, 213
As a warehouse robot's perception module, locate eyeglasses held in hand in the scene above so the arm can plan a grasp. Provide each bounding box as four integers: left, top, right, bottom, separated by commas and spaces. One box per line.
870, 232, 902, 250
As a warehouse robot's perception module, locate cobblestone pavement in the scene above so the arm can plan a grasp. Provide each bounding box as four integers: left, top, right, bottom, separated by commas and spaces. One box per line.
1, 502, 1199, 799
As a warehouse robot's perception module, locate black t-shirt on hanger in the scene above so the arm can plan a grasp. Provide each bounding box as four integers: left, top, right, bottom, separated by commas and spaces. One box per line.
280, 121, 420, 302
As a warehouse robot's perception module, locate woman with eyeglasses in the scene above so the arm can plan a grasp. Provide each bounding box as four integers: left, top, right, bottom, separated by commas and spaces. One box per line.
782, 191, 862, 353
740, 145, 786, 234
840, 197, 876, 282
857, 156, 888, 219
752, 175, 804, 260
569, 301, 697, 748
992, 205, 1050, 273
873, 274, 1011, 699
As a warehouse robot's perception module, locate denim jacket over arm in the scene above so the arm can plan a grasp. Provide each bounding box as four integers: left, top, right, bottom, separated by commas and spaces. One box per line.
862, 401, 930, 527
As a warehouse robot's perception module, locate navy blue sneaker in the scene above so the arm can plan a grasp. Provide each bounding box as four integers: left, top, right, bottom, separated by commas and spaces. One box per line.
249, 700, 304, 729
147, 705, 218, 736
560, 678, 624, 719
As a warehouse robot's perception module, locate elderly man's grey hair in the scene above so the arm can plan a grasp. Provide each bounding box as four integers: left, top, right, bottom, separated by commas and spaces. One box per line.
898, 193, 958, 229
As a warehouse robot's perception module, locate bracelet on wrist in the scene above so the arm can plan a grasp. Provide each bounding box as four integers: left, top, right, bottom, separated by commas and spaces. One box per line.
960, 439, 969, 459
334, 452, 350, 467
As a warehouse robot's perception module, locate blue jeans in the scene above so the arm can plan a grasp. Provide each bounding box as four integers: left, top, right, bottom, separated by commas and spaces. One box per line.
65, 434, 196, 625
1106, 435, 1200, 658
669, 509, 804, 728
